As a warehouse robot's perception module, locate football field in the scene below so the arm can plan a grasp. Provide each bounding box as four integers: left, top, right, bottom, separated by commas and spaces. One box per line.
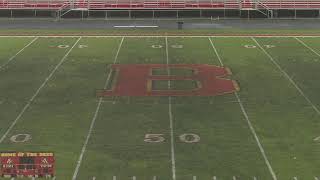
1, 35, 320, 180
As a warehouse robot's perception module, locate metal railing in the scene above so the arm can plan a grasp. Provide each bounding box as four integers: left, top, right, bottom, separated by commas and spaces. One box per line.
0, 0, 320, 10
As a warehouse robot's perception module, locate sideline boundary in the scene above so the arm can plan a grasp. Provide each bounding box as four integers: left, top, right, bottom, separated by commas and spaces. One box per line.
1, 35, 320, 38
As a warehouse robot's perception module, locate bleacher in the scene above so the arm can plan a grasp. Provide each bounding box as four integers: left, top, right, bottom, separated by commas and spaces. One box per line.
0, 0, 320, 10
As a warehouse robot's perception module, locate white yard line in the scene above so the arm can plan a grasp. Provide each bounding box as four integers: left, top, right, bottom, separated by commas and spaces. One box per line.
0, 37, 38, 70
295, 37, 320, 58
208, 37, 224, 66
252, 37, 320, 115
165, 36, 177, 180
72, 37, 124, 180
0, 37, 81, 144
234, 92, 277, 180
208, 37, 278, 180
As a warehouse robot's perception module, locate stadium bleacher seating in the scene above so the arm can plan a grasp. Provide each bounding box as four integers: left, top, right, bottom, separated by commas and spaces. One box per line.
0, 0, 320, 10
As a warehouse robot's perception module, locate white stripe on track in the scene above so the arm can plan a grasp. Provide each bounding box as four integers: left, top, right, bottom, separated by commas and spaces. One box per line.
0, 37, 38, 70
208, 37, 277, 180
252, 37, 320, 115
165, 36, 177, 180
0, 37, 81, 144
72, 37, 124, 180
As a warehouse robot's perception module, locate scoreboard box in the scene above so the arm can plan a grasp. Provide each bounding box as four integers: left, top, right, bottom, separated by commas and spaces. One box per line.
0, 152, 55, 178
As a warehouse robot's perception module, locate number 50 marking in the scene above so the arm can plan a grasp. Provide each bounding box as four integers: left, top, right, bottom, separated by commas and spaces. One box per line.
144, 133, 200, 143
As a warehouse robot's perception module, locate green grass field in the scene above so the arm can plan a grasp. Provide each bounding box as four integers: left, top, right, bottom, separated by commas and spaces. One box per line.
1, 35, 320, 180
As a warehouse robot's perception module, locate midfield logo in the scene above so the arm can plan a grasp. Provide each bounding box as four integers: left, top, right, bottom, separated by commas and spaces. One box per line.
97, 64, 239, 97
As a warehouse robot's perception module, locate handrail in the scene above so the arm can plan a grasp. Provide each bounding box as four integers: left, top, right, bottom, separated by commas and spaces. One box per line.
1, 0, 320, 10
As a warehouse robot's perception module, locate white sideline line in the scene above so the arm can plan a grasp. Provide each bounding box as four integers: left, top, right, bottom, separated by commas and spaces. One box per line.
252, 37, 320, 116
71, 37, 124, 180
0, 37, 81, 144
1, 35, 320, 38
0, 37, 38, 70
165, 36, 177, 180
208, 37, 278, 180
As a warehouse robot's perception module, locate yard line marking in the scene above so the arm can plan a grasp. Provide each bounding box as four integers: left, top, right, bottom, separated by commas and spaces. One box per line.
234, 91, 277, 180
165, 36, 177, 180
208, 37, 224, 66
72, 37, 124, 180
0, 37, 38, 70
0, 37, 81, 144
252, 37, 320, 115
209, 38, 278, 180
295, 37, 320, 58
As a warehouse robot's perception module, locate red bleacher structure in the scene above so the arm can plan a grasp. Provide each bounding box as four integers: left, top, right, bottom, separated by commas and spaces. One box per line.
0, 0, 320, 10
